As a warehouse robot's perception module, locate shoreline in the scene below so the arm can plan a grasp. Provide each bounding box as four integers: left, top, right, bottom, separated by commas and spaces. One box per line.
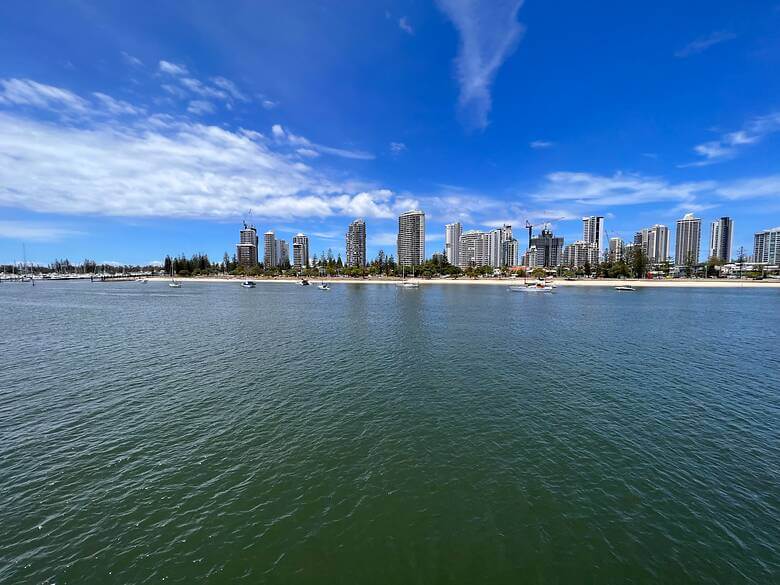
147, 276, 780, 288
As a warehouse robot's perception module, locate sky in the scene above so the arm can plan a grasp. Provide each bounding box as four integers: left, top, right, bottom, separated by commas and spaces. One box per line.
1, 0, 779, 266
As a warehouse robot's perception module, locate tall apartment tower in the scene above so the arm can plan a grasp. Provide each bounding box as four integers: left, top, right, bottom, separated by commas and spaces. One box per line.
444, 222, 462, 266
397, 210, 425, 267
675, 213, 702, 266
529, 227, 564, 267
754, 227, 780, 264
458, 230, 492, 268
292, 233, 310, 270
709, 217, 733, 262
236, 222, 259, 268
276, 240, 289, 267
582, 216, 605, 252
634, 225, 670, 264
346, 219, 367, 268
608, 237, 625, 263
264, 231, 277, 268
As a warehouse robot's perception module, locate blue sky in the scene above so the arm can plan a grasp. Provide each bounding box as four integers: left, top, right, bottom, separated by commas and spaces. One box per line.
1, 0, 779, 265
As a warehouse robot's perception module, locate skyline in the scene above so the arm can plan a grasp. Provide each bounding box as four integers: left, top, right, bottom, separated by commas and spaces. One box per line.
2, 1, 780, 264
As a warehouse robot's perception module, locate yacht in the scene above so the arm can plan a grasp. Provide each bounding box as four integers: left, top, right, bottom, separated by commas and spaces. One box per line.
509, 282, 554, 293
614, 285, 636, 292
241, 280, 256, 288
168, 265, 182, 288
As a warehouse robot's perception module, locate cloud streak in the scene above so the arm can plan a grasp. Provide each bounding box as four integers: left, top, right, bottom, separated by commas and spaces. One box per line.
675, 31, 736, 58
684, 112, 780, 166
436, 0, 525, 130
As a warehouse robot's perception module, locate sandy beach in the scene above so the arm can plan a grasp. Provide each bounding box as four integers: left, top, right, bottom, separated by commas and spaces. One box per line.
149, 276, 780, 288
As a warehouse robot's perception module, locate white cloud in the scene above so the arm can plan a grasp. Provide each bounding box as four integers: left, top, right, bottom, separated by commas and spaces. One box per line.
0, 78, 88, 112
675, 31, 736, 58
180, 77, 229, 100
187, 100, 216, 115
715, 175, 780, 200
271, 123, 374, 160
684, 112, 780, 166
158, 60, 189, 76
121, 52, 143, 67
262, 99, 278, 110
435, 0, 525, 129
296, 148, 320, 158
211, 77, 248, 101
390, 142, 407, 154
399, 17, 414, 35
0, 220, 84, 242
533, 171, 715, 207
530, 140, 553, 149
93, 92, 145, 116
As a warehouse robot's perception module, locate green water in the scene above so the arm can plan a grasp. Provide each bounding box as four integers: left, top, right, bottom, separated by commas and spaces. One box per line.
1, 281, 778, 583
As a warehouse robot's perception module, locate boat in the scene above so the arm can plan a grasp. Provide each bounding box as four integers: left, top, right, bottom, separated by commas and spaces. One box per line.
136, 277, 148, 283
317, 281, 330, 290
297, 278, 310, 286
241, 280, 256, 288
168, 264, 182, 288
396, 265, 420, 288
509, 282, 554, 293
614, 285, 636, 292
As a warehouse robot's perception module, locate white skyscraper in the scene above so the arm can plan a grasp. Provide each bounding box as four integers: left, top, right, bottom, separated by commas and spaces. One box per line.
397, 210, 425, 267
754, 227, 780, 264
346, 219, 367, 268
675, 213, 702, 266
635, 225, 670, 264
458, 230, 492, 268
292, 233, 309, 270
264, 231, 277, 268
276, 239, 289, 267
582, 216, 605, 253
444, 222, 462, 266
608, 237, 625, 263
709, 217, 733, 262
562, 241, 599, 268
236, 222, 259, 268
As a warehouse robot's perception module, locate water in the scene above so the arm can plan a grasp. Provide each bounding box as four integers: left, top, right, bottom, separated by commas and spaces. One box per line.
1, 281, 778, 584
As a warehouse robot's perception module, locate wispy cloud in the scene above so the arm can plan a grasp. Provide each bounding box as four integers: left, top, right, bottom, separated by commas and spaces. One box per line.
530, 140, 554, 149
93, 92, 145, 116
158, 60, 189, 76
533, 171, 715, 207
0, 78, 88, 112
0, 220, 84, 242
187, 100, 216, 115
715, 174, 780, 200
121, 51, 143, 67
675, 31, 737, 58
272, 124, 374, 160
390, 142, 407, 154
436, 0, 525, 130
399, 17, 414, 35
683, 112, 780, 166
0, 81, 400, 221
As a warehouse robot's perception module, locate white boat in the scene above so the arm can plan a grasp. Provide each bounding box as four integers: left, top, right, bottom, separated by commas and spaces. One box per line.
614, 285, 636, 292
509, 282, 554, 293
241, 280, 256, 288
396, 265, 419, 288
297, 278, 310, 286
168, 264, 181, 288
137, 278, 148, 283
318, 282, 330, 290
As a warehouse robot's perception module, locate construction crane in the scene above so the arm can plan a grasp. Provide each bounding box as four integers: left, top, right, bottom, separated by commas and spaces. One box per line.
524, 217, 564, 248
243, 208, 253, 229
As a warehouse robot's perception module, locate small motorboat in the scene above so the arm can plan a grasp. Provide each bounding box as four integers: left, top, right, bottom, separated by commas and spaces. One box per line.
137, 278, 148, 283
398, 281, 419, 288
509, 282, 554, 293
318, 282, 330, 290
297, 279, 310, 286
241, 280, 256, 288
168, 281, 182, 288
614, 285, 636, 292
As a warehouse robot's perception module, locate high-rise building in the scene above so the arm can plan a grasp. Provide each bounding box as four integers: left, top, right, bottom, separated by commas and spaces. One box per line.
292, 233, 309, 270
582, 216, 605, 253
634, 225, 670, 264
236, 222, 259, 268
444, 222, 462, 266
397, 210, 425, 267
608, 237, 625, 263
346, 219, 367, 268
675, 213, 702, 266
754, 227, 780, 264
276, 239, 289, 267
264, 231, 277, 268
502, 238, 519, 267
522, 245, 539, 268
529, 227, 564, 267
562, 241, 600, 268
709, 217, 733, 262
458, 230, 492, 268
494, 224, 515, 267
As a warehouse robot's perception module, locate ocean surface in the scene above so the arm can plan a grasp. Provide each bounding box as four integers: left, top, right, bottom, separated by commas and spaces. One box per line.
1, 280, 778, 584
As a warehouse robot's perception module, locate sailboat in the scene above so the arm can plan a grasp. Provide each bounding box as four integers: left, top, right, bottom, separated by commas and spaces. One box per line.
168, 264, 182, 288
317, 281, 330, 290
396, 264, 419, 288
